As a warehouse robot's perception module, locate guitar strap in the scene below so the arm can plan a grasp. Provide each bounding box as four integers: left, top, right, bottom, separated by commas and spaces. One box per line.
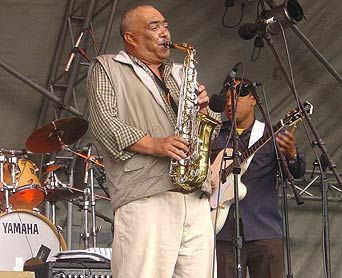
245, 120, 265, 169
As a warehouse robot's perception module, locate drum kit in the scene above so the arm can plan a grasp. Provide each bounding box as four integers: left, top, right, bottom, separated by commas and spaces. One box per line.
0, 117, 110, 271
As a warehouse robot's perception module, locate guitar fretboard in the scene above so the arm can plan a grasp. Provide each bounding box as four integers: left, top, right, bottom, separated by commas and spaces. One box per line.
240, 121, 284, 163
218, 101, 312, 182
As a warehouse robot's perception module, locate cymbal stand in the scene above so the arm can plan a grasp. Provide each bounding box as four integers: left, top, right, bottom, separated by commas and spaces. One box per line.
61, 143, 103, 248
0, 152, 8, 210
83, 143, 99, 248
81, 187, 91, 249
89, 160, 98, 247
3, 155, 19, 212
44, 168, 72, 226
46, 171, 59, 225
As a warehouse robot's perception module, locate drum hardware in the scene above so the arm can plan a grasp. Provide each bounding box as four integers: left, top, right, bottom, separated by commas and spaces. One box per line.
25, 117, 88, 226
80, 143, 102, 249
57, 144, 105, 249
43, 169, 80, 225
0, 148, 33, 156
43, 164, 64, 176
66, 197, 112, 224
25, 118, 109, 249
73, 145, 106, 249
42, 169, 110, 241
2, 158, 46, 211
0, 152, 11, 211
44, 183, 109, 203
81, 187, 91, 249
42, 145, 104, 248
0, 150, 45, 212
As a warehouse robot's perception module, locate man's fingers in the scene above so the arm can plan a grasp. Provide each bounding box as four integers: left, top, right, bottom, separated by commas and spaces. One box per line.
171, 136, 189, 152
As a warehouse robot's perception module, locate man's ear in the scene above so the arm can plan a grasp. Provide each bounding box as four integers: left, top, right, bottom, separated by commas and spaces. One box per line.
250, 94, 257, 106
123, 32, 136, 46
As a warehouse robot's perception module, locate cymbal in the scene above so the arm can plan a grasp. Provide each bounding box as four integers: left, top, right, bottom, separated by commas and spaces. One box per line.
45, 186, 110, 202
43, 164, 64, 175
45, 188, 83, 203
26, 117, 88, 153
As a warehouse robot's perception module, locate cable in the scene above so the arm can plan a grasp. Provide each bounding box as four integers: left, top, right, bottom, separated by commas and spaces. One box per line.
222, 3, 246, 28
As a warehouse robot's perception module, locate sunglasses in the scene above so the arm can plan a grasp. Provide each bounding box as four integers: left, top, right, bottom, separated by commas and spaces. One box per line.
236, 83, 255, 97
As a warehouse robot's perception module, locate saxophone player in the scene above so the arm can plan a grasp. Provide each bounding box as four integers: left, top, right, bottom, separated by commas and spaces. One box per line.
87, 5, 220, 278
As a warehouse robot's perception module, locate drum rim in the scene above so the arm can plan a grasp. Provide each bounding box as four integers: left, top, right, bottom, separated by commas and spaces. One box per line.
8, 186, 46, 210
0, 209, 67, 251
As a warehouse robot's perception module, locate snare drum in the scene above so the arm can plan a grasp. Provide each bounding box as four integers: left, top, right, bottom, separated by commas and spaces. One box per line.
1, 159, 45, 210
0, 209, 67, 271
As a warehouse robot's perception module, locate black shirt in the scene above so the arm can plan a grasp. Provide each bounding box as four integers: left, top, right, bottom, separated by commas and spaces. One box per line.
210, 120, 306, 241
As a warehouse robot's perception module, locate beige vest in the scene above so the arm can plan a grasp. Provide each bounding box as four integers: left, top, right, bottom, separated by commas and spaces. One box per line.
92, 52, 210, 211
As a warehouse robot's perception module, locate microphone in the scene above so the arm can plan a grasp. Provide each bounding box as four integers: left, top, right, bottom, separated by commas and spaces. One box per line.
209, 63, 241, 113
238, 17, 277, 40
64, 31, 85, 72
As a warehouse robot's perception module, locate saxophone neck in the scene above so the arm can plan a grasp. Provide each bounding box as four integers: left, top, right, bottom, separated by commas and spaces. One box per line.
164, 41, 195, 55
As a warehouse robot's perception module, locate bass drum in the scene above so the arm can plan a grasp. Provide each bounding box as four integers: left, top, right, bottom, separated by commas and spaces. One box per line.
0, 209, 67, 271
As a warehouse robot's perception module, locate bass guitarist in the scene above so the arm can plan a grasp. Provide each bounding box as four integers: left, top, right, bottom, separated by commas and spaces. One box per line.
210, 78, 306, 278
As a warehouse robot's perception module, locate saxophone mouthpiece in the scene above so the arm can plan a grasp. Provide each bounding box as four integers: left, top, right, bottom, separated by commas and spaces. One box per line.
164, 41, 173, 49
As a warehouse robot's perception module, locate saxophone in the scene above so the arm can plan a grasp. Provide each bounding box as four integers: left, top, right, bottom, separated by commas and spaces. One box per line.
165, 41, 220, 191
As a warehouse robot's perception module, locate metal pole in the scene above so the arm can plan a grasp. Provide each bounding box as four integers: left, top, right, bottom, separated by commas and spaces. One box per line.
37, 0, 77, 128
99, 0, 119, 54
0, 60, 82, 117
289, 26, 342, 85
60, 0, 97, 117
90, 167, 97, 247
67, 166, 75, 249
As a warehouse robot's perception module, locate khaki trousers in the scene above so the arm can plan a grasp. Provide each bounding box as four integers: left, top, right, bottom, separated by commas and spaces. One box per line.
111, 190, 214, 278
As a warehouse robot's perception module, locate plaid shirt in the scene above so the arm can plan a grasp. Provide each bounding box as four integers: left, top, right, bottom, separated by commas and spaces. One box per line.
88, 54, 220, 161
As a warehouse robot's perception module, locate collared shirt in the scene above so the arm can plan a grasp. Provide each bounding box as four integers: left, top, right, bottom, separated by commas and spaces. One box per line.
128, 55, 178, 127
88, 54, 220, 161
211, 120, 306, 241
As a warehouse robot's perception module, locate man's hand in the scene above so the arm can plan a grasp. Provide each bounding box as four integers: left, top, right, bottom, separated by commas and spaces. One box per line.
276, 127, 297, 159
197, 84, 210, 114
151, 135, 189, 160
127, 135, 189, 161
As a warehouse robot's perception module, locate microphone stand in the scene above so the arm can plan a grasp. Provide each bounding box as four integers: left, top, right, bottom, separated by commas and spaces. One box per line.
261, 28, 339, 278
264, 0, 342, 85
254, 88, 304, 278
318, 154, 332, 278
226, 80, 243, 278
264, 15, 342, 189
262, 29, 341, 187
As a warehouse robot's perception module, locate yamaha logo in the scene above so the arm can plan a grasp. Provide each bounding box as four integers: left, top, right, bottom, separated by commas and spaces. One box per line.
2, 222, 39, 235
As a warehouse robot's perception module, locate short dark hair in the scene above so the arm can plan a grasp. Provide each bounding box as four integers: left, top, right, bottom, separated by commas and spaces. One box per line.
119, 5, 152, 37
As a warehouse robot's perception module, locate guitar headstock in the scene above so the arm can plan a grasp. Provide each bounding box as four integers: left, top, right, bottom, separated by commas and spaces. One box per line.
282, 101, 313, 127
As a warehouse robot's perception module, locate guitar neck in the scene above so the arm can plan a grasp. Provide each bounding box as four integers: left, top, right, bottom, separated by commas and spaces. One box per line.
240, 121, 284, 163
219, 101, 312, 180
